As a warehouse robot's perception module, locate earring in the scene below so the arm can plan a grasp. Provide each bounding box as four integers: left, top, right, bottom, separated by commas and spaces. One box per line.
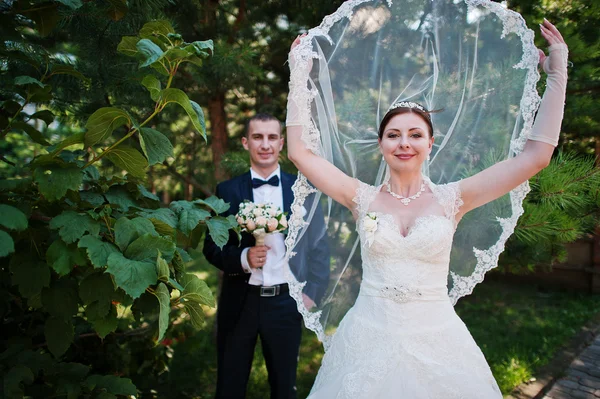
427, 155, 431, 162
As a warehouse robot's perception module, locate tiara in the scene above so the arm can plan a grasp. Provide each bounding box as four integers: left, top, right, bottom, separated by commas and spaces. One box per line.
387, 101, 427, 113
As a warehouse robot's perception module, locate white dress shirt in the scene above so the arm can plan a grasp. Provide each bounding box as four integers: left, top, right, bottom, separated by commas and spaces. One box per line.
240, 167, 289, 287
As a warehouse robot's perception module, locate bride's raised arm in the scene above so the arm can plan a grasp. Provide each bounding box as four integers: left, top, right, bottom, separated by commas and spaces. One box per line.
458, 19, 568, 217
286, 35, 358, 211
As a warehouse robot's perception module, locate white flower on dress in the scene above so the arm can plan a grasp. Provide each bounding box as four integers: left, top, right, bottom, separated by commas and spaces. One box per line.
363, 212, 378, 247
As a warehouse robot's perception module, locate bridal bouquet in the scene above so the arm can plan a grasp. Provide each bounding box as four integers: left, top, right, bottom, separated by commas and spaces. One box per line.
236, 201, 288, 245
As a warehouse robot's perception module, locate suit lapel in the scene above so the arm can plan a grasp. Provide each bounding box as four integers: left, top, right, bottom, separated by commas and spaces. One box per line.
241, 171, 254, 203
281, 172, 295, 215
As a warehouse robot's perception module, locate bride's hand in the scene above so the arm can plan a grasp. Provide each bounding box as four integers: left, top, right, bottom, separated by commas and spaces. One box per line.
289, 33, 312, 71
538, 19, 568, 75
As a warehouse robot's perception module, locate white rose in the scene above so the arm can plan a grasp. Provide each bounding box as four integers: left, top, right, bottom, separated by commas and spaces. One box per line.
267, 218, 279, 232
253, 208, 262, 217
255, 216, 267, 227
236, 216, 244, 225
363, 217, 378, 233
268, 207, 278, 217
246, 220, 256, 231
280, 217, 288, 228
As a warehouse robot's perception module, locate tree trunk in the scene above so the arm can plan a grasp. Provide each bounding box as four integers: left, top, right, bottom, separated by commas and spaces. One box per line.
208, 91, 228, 182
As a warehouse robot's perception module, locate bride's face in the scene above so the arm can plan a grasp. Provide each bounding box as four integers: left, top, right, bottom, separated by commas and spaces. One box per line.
378, 113, 433, 171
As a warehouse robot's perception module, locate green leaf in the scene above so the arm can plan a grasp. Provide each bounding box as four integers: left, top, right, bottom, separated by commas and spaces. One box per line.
180, 273, 215, 307
0, 204, 28, 231
3, 365, 34, 398
114, 217, 157, 252
195, 196, 230, 214
50, 211, 100, 243
105, 147, 148, 179
14, 75, 45, 87
79, 272, 115, 306
49, 64, 90, 83
104, 185, 137, 211
124, 234, 175, 262
55, 0, 83, 9
90, 304, 118, 338
169, 201, 211, 236
96, 393, 117, 399
84, 107, 130, 147
48, 133, 85, 156
206, 216, 232, 250
141, 75, 161, 101
29, 110, 55, 124
29, 84, 53, 102
139, 128, 173, 165
159, 89, 206, 138
78, 235, 120, 268
153, 282, 170, 341
46, 239, 87, 275
34, 166, 83, 201
45, 317, 74, 358
167, 277, 184, 291
139, 20, 175, 40
183, 301, 204, 329
0, 230, 15, 257
136, 39, 164, 68
106, 0, 128, 20
79, 191, 105, 207
137, 208, 178, 228
117, 36, 139, 57
85, 375, 137, 396
156, 251, 169, 281
42, 278, 80, 320
10, 256, 51, 298
184, 40, 213, 58
12, 120, 50, 145
106, 252, 157, 299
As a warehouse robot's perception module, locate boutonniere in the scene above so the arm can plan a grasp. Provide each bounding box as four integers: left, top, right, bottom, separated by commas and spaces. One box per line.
363, 212, 378, 247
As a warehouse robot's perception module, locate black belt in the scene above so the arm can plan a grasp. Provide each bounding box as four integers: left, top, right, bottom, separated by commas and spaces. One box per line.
248, 283, 289, 297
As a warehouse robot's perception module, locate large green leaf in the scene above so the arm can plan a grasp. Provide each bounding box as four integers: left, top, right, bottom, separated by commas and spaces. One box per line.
183, 301, 204, 329
34, 166, 82, 201
78, 235, 119, 268
106, 252, 157, 299
103, 185, 137, 211
206, 216, 233, 250
195, 196, 230, 215
105, 147, 148, 178
0, 204, 28, 231
29, 109, 55, 125
141, 75, 161, 102
139, 20, 175, 40
84, 107, 130, 147
137, 208, 178, 228
106, 0, 128, 20
117, 36, 139, 57
84, 375, 137, 396
179, 273, 215, 307
14, 75, 45, 87
45, 317, 74, 358
89, 304, 118, 338
12, 120, 50, 145
0, 230, 15, 257
49, 133, 85, 156
79, 272, 115, 306
124, 234, 175, 262
55, 0, 83, 9
49, 211, 100, 244
159, 89, 206, 138
169, 201, 211, 236
156, 251, 169, 282
139, 128, 173, 165
9, 257, 50, 298
184, 40, 213, 58
46, 239, 88, 275
42, 278, 79, 320
3, 365, 34, 398
114, 217, 157, 252
153, 282, 170, 341
136, 39, 164, 68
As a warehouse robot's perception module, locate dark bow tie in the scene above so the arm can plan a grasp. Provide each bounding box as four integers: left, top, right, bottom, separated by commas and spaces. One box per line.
252, 175, 280, 189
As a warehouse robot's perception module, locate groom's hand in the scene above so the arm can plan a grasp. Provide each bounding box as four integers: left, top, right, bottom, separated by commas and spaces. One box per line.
302, 293, 316, 310
247, 245, 269, 269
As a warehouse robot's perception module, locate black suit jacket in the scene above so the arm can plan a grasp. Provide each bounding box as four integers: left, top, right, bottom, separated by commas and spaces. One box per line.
203, 170, 330, 335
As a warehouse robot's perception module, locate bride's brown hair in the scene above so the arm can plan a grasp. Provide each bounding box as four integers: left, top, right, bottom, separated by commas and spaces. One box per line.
378, 105, 440, 140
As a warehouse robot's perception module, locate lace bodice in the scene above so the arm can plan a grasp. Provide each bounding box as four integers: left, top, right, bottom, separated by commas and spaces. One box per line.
353, 179, 463, 304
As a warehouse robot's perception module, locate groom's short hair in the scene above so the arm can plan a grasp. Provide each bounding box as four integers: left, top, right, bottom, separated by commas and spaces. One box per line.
244, 113, 282, 137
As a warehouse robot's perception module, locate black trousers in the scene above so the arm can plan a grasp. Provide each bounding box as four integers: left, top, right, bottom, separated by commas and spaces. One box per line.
215, 290, 302, 399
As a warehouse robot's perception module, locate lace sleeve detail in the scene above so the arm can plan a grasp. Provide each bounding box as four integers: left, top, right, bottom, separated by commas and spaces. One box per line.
432, 181, 464, 227
352, 179, 378, 219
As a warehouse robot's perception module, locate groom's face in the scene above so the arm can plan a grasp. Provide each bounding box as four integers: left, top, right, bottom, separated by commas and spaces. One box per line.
242, 120, 284, 171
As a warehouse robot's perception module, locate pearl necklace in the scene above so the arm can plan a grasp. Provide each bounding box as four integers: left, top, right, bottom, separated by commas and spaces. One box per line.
385, 181, 426, 206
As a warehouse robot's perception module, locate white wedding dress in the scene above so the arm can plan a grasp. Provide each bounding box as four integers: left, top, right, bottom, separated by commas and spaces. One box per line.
307, 180, 502, 399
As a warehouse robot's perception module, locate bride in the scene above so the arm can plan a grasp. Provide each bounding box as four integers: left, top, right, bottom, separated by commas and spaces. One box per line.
285, 18, 568, 398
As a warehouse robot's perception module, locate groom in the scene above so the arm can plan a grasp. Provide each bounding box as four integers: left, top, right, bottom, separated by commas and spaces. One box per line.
203, 113, 330, 399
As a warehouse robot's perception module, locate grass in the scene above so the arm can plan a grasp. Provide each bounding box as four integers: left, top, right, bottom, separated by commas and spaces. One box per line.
160, 256, 600, 398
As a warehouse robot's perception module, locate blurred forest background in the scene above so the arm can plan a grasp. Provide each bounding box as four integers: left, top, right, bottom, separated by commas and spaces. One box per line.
1, 0, 599, 398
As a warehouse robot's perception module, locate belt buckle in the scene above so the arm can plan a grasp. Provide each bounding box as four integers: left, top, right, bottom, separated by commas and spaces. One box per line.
260, 285, 279, 297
